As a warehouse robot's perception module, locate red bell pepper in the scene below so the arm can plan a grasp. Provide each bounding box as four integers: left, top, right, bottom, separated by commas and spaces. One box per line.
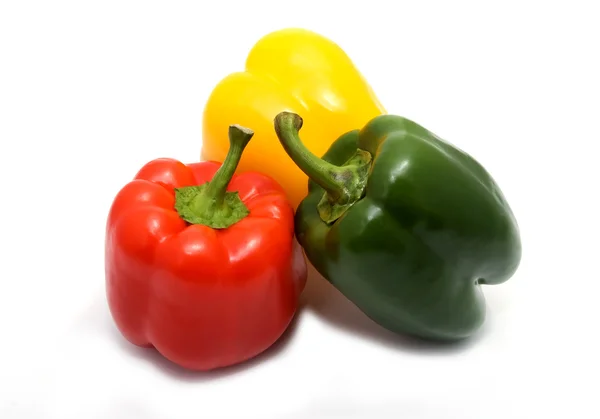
105, 125, 307, 371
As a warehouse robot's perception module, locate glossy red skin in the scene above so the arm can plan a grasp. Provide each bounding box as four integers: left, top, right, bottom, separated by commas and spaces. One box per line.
105, 158, 307, 371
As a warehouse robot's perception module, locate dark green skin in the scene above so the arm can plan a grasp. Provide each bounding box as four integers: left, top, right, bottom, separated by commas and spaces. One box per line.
295, 115, 522, 341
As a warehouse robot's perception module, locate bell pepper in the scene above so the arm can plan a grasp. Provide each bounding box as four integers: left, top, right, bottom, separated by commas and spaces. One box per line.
274, 112, 522, 341
201, 27, 386, 209
105, 125, 307, 371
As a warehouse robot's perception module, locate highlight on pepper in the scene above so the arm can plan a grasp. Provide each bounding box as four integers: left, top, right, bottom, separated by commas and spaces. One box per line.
105, 123, 307, 371
274, 111, 522, 342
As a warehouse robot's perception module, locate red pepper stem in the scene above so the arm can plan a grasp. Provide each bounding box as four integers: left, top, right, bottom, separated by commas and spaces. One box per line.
174, 125, 253, 229
202, 125, 253, 206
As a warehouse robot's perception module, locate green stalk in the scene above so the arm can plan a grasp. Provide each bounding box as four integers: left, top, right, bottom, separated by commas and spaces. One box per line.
274, 112, 371, 223
174, 125, 253, 229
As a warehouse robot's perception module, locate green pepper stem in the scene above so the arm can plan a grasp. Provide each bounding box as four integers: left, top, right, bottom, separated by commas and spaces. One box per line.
201, 124, 253, 206
274, 111, 372, 224
274, 112, 346, 200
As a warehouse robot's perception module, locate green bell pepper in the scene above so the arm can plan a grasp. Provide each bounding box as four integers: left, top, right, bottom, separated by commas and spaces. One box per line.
274, 111, 522, 341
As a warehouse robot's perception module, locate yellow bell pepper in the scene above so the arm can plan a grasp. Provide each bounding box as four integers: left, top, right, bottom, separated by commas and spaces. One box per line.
201, 28, 386, 208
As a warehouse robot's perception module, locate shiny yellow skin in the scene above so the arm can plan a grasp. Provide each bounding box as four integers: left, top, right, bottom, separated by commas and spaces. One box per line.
201, 28, 386, 208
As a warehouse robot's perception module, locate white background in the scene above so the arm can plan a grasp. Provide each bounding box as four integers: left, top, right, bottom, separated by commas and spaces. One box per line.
1, 1, 599, 418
